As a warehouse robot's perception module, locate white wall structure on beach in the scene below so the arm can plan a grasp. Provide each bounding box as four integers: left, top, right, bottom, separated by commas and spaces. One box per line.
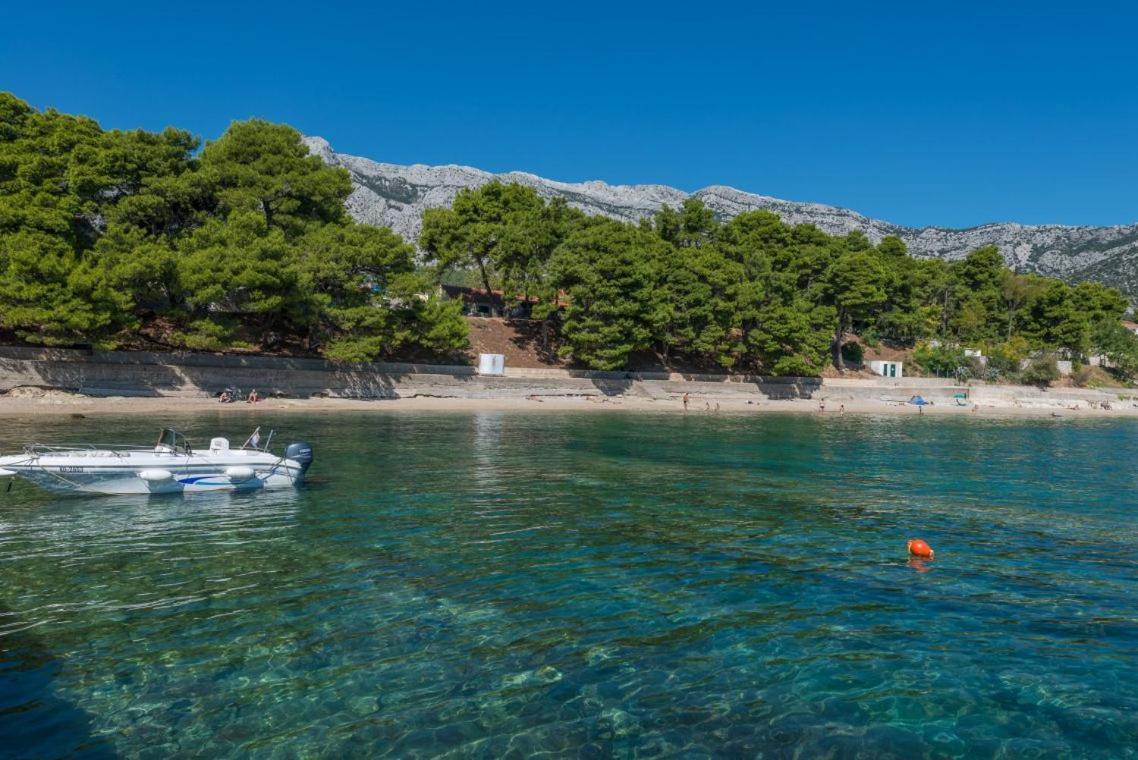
478, 353, 505, 376
869, 361, 903, 379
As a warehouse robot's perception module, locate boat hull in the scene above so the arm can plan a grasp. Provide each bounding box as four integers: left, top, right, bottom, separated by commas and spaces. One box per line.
0, 452, 306, 495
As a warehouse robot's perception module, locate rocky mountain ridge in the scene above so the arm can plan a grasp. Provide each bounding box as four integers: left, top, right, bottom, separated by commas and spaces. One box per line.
303, 136, 1138, 292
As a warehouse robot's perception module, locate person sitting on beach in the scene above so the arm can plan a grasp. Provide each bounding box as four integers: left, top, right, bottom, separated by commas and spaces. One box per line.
247, 389, 259, 404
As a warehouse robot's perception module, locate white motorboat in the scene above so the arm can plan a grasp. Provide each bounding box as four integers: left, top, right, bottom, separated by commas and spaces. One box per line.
0, 428, 313, 495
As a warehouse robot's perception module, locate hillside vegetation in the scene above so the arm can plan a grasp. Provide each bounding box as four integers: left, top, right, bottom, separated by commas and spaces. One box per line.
422, 183, 1138, 378
3, 93, 1138, 380
0, 93, 466, 362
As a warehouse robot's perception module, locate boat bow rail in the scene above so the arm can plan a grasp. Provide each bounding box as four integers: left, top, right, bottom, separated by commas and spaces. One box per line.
22, 443, 137, 456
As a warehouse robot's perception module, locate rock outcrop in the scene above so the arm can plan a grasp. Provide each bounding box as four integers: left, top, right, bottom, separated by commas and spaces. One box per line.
304, 136, 1138, 291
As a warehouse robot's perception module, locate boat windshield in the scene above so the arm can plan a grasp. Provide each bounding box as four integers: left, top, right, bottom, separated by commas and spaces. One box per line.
155, 428, 192, 455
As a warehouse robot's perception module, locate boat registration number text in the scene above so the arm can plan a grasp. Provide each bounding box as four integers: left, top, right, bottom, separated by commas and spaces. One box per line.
59, 466, 85, 473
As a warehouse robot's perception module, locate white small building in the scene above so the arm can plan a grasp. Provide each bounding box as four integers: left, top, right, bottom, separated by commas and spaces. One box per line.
477, 353, 505, 376
869, 360, 903, 379
963, 348, 987, 367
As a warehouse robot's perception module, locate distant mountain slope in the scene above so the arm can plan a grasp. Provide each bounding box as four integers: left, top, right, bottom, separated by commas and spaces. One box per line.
303, 136, 1138, 290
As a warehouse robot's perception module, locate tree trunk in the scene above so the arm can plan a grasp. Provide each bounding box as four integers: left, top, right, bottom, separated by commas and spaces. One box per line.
475, 255, 492, 294
831, 311, 846, 372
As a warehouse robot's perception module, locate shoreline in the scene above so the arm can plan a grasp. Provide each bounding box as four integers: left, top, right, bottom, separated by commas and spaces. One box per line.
1, 392, 1135, 419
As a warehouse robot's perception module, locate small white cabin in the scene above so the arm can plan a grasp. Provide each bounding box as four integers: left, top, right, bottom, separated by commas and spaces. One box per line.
478, 353, 505, 376
869, 360, 903, 379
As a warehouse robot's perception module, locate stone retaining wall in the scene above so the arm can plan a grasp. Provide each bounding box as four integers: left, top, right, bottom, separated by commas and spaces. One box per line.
0, 347, 822, 401
0, 347, 1127, 406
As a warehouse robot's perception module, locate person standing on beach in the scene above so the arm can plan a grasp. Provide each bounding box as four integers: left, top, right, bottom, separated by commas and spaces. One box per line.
683, 393, 690, 411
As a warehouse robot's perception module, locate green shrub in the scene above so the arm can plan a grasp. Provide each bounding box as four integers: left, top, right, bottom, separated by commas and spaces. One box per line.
1021, 355, 1059, 387
1092, 321, 1138, 377
913, 342, 966, 377
170, 319, 237, 352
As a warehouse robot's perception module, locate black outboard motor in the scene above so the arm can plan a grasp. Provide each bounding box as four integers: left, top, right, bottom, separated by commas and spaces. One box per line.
285, 442, 314, 480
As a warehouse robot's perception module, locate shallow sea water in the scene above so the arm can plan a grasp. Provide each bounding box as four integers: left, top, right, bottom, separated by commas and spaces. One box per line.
1, 410, 1137, 758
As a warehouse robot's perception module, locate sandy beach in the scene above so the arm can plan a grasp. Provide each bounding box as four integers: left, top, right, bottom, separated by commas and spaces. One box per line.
2, 390, 1135, 419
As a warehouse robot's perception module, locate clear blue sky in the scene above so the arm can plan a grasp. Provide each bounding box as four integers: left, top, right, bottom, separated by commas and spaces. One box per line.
4, 1, 1136, 228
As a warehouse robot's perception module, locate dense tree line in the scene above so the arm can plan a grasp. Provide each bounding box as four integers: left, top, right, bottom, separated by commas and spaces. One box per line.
423, 183, 1138, 376
3, 93, 1136, 378
0, 93, 466, 361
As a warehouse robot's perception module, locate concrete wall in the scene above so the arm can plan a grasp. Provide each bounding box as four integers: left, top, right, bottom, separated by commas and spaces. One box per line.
0, 347, 824, 401
0, 347, 1129, 407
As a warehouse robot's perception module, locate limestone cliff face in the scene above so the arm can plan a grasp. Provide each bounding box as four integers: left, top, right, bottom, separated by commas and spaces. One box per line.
304, 136, 1138, 291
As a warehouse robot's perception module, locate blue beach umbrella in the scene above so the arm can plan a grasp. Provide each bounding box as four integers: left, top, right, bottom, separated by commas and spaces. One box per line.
909, 395, 927, 406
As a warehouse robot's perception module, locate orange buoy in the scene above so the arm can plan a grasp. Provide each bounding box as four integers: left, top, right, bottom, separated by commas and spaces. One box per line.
907, 539, 934, 559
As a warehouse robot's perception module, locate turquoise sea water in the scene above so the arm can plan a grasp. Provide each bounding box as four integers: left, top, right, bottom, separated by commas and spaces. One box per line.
1, 410, 1137, 758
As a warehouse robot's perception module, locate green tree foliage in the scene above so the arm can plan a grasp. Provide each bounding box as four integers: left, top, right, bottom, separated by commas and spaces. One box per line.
548, 221, 669, 370
986, 337, 1030, 378
913, 342, 967, 378
1091, 321, 1138, 376
4, 93, 1135, 379
0, 93, 466, 360
0, 93, 199, 344
717, 212, 834, 375
950, 245, 1006, 341
420, 181, 546, 294
199, 120, 350, 234
419, 180, 1135, 377
295, 223, 464, 361
825, 248, 889, 370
